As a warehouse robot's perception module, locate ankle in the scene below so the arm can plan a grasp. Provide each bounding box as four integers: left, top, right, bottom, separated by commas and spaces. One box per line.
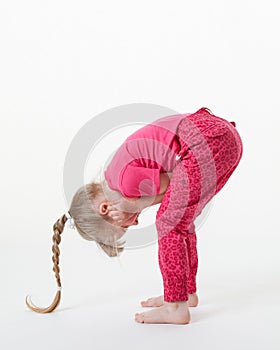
165, 301, 188, 309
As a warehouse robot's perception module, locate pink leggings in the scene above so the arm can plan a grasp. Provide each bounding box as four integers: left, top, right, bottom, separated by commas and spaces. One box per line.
155, 108, 243, 301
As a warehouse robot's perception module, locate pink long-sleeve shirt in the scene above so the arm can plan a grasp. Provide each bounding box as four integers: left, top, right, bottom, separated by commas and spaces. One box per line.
104, 113, 190, 198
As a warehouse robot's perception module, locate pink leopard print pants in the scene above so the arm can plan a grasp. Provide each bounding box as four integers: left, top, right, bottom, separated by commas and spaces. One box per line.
155, 107, 243, 302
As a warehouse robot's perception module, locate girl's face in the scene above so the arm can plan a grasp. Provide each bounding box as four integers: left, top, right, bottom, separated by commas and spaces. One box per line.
97, 198, 141, 230
115, 211, 140, 229
108, 211, 140, 241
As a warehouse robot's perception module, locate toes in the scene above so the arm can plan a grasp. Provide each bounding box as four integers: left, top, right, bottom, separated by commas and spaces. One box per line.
141, 298, 153, 307
134, 313, 145, 323
140, 301, 149, 306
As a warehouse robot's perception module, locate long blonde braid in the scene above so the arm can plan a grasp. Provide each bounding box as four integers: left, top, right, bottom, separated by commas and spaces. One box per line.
25, 213, 67, 313
25, 183, 126, 313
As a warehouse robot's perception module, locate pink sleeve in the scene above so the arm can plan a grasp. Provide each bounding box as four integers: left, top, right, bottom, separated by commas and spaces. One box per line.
119, 163, 161, 198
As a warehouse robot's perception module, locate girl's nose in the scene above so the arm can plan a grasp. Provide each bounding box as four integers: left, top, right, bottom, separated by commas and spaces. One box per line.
132, 218, 138, 225
132, 213, 140, 225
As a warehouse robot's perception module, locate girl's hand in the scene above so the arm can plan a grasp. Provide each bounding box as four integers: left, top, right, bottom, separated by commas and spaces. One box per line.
107, 205, 125, 223
111, 197, 140, 213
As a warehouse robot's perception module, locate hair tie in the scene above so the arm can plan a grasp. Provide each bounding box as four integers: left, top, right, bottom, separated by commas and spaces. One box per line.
57, 286, 62, 291
65, 212, 75, 229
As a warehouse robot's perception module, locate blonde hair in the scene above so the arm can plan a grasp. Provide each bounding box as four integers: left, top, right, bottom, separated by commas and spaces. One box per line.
25, 182, 126, 314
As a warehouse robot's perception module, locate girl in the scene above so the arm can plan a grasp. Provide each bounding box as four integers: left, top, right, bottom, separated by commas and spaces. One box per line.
25, 107, 243, 325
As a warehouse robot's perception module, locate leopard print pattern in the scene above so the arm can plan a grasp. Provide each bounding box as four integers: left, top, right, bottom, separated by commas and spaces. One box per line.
155, 107, 243, 302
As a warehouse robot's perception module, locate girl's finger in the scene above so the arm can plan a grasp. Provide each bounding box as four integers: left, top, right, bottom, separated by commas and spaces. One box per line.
109, 212, 120, 219
108, 211, 123, 221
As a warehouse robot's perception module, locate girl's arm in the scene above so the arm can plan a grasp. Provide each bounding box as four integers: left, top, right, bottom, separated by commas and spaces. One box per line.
117, 172, 172, 211
159, 172, 172, 195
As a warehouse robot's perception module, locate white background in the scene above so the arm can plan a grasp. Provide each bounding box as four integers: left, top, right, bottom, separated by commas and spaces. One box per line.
0, 1, 279, 349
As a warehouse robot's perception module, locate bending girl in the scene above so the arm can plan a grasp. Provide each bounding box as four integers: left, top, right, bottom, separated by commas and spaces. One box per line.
26, 107, 243, 324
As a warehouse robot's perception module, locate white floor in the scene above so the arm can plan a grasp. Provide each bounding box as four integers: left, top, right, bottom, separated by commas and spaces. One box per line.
1, 190, 280, 350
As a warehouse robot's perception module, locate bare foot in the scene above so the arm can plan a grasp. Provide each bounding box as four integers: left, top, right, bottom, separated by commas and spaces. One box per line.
141, 293, 199, 308
187, 293, 199, 307
135, 301, 190, 324
140, 295, 164, 307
